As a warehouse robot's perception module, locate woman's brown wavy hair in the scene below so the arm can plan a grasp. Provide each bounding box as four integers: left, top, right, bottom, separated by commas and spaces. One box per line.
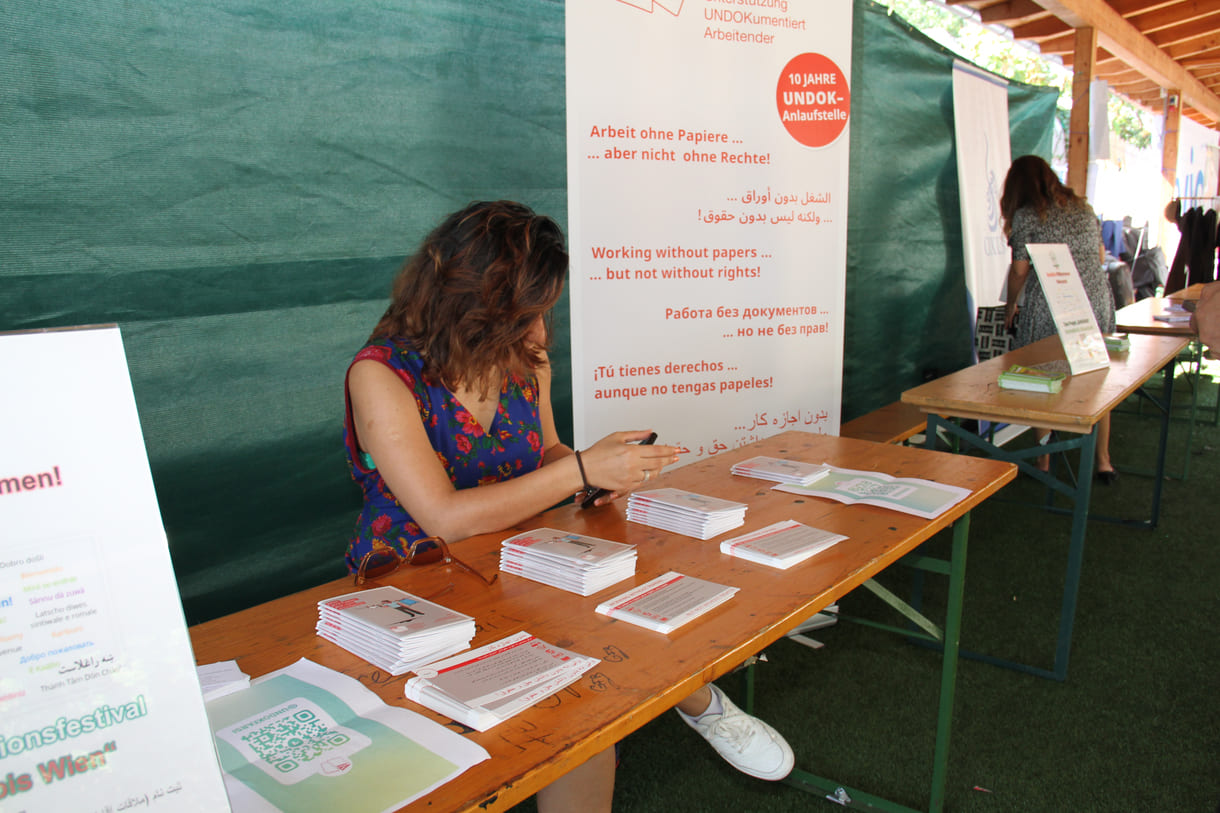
371, 201, 568, 396
1000, 154, 1087, 236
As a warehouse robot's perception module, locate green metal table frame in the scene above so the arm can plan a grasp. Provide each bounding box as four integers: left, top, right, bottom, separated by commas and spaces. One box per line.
745, 516, 973, 813
911, 357, 1176, 684
1123, 339, 1218, 481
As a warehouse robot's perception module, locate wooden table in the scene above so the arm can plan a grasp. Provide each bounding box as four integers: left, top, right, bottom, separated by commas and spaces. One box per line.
1116, 295, 1195, 337
1116, 294, 1216, 466
190, 431, 1015, 813
901, 333, 1188, 681
1167, 282, 1207, 301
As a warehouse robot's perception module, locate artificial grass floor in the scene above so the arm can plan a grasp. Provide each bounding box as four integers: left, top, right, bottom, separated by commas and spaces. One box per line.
513, 361, 1220, 812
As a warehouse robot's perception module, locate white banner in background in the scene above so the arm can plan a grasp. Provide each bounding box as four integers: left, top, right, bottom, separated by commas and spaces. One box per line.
567, 0, 853, 460
0, 326, 230, 812
953, 60, 1011, 311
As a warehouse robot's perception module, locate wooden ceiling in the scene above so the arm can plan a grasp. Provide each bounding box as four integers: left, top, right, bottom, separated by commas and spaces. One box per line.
947, 0, 1220, 129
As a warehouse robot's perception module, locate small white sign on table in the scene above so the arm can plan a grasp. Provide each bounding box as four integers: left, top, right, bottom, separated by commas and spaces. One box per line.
1026, 243, 1110, 375
0, 326, 230, 811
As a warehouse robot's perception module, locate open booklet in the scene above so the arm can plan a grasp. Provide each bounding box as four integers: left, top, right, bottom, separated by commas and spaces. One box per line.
771, 464, 971, 519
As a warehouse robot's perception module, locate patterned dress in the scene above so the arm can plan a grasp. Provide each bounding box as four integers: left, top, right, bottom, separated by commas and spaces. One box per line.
342, 337, 545, 572
1009, 202, 1116, 349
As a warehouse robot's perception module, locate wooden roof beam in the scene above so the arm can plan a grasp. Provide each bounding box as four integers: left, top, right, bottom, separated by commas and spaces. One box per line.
1111, 0, 1204, 19
1037, 0, 1220, 121
1013, 16, 1073, 37
1127, 0, 1220, 38
977, 0, 1051, 24
1156, 25, 1220, 56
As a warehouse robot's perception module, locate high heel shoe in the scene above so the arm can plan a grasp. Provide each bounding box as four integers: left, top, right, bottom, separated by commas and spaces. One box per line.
1095, 469, 1119, 485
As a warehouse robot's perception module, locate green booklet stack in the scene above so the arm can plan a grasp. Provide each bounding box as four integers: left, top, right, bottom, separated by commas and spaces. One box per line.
1104, 333, 1131, 352
997, 363, 1067, 393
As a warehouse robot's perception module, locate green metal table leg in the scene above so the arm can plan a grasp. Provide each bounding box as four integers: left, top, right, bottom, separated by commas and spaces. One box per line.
1050, 429, 1094, 679
781, 516, 970, 812
929, 515, 968, 811
922, 414, 1096, 681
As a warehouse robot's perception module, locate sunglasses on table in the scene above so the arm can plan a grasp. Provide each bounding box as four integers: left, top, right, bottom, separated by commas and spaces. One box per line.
354, 536, 499, 587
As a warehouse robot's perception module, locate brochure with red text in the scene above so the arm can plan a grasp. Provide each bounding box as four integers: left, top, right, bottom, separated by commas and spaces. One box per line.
731, 456, 830, 485
719, 519, 848, 569
626, 488, 747, 539
404, 631, 599, 731
317, 586, 475, 676
498, 528, 637, 595
595, 571, 738, 633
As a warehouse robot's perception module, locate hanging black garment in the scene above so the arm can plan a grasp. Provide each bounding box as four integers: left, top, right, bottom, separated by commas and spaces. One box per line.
1165, 205, 1198, 294
1187, 208, 1217, 286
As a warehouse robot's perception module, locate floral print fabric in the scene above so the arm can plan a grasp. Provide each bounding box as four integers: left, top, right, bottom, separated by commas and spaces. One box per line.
342, 337, 544, 571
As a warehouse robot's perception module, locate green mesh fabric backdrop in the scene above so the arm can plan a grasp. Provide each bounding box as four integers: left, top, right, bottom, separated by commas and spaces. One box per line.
1, 0, 1055, 623
844, 2, 1057, 417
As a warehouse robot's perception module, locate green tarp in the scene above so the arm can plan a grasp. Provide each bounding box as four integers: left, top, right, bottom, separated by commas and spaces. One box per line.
1, 0, 1056, 623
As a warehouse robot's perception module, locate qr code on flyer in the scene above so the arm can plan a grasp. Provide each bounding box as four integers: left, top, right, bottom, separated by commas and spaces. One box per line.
836, 478, 916, 500
216, 697, 372, 784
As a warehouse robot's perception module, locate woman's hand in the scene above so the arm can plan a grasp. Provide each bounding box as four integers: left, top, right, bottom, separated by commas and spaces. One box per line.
578, 431, 682, 503
1004, 302, 1019, 330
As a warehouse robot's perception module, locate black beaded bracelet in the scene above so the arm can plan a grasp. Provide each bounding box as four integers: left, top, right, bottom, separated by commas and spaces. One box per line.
573, 449, 591, 492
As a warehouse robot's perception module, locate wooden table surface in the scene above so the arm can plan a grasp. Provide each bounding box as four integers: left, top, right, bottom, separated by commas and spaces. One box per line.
189, 431, 1016, 813
1116, 295, 1197, 337
1167, 283, 1206, 301
901, 333, 1189, 434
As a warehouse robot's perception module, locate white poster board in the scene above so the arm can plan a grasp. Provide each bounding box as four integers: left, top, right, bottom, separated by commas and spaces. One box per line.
952, 60, 1011, 311
1025, 244, 1111, 374
566, 0, 853, 460
0, 326, 230, 811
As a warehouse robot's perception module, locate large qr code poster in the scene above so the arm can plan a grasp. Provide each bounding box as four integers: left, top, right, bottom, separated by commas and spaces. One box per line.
215, 698, 372, 785
205, 661, 487, 813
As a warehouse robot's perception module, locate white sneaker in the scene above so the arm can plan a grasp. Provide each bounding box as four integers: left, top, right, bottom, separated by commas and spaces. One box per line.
677, 683, 794, 781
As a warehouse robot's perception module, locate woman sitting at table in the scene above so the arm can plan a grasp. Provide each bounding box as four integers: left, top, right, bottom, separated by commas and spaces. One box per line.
1001, 155, 1119, 483
342, 200, 794, 811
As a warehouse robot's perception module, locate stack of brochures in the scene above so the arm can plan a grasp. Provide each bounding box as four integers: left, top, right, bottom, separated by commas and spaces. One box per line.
626, 488, 747, 539
498, 527, 637, 596
404, 631, 599, 731
719, 519, 848, 569
316, 586, 476, 676
997, 363, 1067, 393
595, 571, 738, 633
730, 456, 830, 485
1104, 333, 1131, 352
1153, 303, 1192, 323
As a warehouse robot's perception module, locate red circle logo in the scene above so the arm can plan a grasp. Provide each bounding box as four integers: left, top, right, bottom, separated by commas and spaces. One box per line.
776, 53, 850, 148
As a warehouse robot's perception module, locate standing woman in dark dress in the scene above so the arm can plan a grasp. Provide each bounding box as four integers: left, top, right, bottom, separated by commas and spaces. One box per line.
1001, 155, 1118, 482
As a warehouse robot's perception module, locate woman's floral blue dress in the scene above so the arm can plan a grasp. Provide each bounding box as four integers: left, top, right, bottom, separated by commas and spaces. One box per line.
342, 337, 544, 572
